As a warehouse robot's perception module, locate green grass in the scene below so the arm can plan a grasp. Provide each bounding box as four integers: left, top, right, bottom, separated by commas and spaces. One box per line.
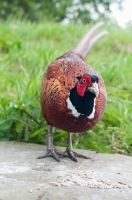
0, 19, 132, 155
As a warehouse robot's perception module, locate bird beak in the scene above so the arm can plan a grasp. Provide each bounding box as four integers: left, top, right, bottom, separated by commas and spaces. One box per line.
87, 83, 99, 97
88, 87, 97, 96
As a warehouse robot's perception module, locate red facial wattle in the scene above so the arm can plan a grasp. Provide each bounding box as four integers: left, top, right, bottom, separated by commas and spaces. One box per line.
77, 84, 86, 97
80, 75, 92, 86
76, 75, 92, 97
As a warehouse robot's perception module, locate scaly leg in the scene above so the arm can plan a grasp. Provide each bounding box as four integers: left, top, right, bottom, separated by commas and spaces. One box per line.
57, 132, 91, 162
37, 125, 60, 162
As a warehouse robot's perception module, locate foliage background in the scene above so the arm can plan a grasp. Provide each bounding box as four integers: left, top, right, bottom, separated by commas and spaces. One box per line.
0, 0, 123, 22
0, 19, 132, 155
0, 0, 132, 156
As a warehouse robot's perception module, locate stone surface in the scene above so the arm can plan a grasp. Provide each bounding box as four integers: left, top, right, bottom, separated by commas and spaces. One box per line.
0, 141, 132, 200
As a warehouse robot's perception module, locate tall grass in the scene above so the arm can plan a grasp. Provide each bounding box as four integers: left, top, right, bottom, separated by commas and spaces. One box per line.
0, 19, 132, 155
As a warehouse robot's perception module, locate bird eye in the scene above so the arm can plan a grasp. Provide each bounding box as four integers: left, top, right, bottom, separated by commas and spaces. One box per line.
81, 79, 86, 83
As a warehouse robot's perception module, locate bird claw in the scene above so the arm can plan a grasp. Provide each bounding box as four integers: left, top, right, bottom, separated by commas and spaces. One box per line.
56, 148, 91, 162
37, 148, 60, 162
37, 147, 91, 162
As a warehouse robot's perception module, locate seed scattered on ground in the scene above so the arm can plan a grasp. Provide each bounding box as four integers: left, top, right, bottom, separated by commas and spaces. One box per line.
49, 161, 131, 190
29, 189, 32, 193
118, 181, 126, 185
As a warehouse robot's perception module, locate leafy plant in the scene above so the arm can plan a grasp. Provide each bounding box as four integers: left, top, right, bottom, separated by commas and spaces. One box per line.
0, 20, 132, 155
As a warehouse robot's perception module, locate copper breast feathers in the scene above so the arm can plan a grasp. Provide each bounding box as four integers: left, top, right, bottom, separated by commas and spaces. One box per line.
40, 53, 107, 132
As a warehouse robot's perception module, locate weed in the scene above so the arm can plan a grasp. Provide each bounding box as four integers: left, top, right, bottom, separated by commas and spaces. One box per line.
0, 20, 132, 155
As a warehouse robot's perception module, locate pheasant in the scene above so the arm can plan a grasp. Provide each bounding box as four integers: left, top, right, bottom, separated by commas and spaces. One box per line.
39, 22, 108, 162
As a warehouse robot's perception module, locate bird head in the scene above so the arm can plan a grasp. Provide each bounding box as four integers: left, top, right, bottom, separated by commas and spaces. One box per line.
76, 74, 99, 97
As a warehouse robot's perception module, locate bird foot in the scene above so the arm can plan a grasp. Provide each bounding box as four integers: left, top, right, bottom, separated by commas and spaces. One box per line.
37, 148, 91, 162
56, 148, 91, 162
37, 148, 60, 162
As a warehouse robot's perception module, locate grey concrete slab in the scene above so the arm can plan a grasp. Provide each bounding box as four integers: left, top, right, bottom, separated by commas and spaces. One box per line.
0, 141, 132, 200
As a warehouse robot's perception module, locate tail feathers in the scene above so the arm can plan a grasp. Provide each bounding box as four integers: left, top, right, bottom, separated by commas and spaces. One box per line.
71, 22, 108, 60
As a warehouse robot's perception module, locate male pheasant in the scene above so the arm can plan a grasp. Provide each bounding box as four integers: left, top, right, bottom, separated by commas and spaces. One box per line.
39, 22, 108, 162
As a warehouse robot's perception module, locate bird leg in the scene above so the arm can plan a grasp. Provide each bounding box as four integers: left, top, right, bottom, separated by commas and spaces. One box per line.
57, 132, 91, 162
38, 127, 90, 162
37, 125, 60, 162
